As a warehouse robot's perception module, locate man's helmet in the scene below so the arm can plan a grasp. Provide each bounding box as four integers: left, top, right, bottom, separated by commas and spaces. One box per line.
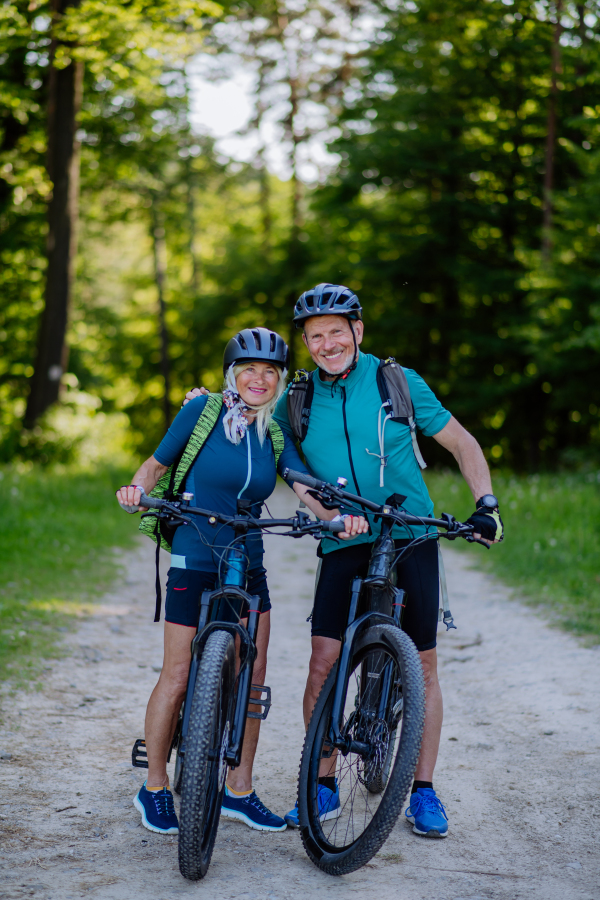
223, 327, 290, 375
293, 283, 362, 328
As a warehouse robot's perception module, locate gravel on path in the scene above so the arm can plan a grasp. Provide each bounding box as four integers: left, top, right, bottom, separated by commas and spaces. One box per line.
1, 485, 599, 900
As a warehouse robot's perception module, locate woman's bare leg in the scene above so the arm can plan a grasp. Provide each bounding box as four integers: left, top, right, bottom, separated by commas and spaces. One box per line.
145, 622, 196, 787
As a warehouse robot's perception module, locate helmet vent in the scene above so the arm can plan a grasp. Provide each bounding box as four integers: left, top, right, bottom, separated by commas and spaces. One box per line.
270, 333, 276, 352
238, 334, 248, 350
251, 329, 262, 350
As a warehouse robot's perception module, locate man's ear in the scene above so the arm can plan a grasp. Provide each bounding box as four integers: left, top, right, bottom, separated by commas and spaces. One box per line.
301, 331, 308, 347
354, 320, 364, 345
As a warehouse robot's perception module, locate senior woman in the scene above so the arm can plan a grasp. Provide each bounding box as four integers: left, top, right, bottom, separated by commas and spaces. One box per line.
116, 327, 367, 837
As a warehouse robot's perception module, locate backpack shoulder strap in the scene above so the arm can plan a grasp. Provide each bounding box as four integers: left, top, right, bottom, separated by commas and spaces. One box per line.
138, 393, 224, 548
172, 393, 223, 494
377, 359, 427, 470
286, 369, 314, 443
377, 358, 413, 420
138, 393, 224, 623
268, 420, 285, 466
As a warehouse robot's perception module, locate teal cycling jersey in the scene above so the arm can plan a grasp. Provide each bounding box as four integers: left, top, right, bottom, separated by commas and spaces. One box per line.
273, 352, 451, 552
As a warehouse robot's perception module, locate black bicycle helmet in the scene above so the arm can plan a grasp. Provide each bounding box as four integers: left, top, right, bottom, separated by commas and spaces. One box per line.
293, 283, 362, 328
222, 327, 290, 375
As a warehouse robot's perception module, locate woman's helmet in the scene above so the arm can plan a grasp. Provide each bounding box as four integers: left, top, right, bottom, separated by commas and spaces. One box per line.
222, 327, 290, 375
293, 283, 362, 328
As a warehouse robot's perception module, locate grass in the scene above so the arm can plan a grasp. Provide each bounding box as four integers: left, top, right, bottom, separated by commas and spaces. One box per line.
2, 463, 598, 695
424, 469, 600, 641
0, 464, 139, 690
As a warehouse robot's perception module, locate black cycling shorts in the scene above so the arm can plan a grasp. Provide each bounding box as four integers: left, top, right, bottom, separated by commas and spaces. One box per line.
164, 566, 271, 628
312, 539, 439, 652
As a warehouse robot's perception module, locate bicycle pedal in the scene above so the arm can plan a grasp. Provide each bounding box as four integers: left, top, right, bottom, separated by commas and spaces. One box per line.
131, 738, 148, 769
247, 684, 271, 720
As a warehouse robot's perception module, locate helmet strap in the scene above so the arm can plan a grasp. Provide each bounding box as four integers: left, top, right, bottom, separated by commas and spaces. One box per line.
326, 319, 359, 395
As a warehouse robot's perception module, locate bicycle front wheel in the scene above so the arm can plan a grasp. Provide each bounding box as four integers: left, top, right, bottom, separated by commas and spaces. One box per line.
298, 624, 425, 875
178, 630, 235, 881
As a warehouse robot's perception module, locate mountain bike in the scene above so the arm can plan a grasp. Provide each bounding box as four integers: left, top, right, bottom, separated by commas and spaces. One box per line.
131, 491, 347, 881
283, 468, 485, 875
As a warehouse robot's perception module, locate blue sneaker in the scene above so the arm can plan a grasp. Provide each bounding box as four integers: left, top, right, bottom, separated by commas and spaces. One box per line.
134, 782, 179, 835
405, 788, 448, 837
221, 786, 286, 832
284, 782, 341, 828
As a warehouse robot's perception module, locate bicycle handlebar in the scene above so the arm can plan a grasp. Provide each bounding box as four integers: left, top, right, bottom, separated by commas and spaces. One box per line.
137, 493, 162, 510
136, 491, 347, 535
285, 469, 382, 513
283, 468, 484, 543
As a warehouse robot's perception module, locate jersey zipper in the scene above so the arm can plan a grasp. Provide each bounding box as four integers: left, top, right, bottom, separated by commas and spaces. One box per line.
341, 385, 363, 498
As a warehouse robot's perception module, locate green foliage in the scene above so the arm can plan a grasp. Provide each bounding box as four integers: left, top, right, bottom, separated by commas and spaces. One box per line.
0, 464, 138, 688
0, 0, 222, 460
426, 468, 600, 639
308, 0, 600, 469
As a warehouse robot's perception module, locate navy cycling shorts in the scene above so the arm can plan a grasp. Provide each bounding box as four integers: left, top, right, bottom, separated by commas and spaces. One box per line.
312, 539, 439, 652
164, 566, 271, 628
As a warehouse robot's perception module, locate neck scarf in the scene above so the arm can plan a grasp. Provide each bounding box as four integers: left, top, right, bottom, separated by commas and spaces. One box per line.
222, 387, 250, 444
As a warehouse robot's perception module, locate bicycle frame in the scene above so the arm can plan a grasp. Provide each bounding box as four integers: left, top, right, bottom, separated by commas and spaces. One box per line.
326, 518, 407, 754
177, 532, 264, 771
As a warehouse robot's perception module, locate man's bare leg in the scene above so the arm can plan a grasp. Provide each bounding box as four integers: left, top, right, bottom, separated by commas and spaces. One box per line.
413, 647, 442, 782
303, 636, 341, 777
304, 635, 341, 727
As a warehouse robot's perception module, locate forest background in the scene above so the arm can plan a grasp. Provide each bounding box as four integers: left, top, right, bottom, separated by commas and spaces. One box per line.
1, 0, 600, 681
2, 0, 600, 469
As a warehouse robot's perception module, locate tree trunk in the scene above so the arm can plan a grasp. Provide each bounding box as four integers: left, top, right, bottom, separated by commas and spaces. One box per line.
255, 59, 272, 255
150, 200, 172, 431
542, 1, 563, 261
24, 0, 82, 427
185, 158, 201, 293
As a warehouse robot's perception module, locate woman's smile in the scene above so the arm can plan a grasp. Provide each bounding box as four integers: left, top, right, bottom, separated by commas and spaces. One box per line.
236, 362, 279, 407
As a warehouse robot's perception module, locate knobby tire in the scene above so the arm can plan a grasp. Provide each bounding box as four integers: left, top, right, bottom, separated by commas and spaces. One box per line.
178, 630, 235, 881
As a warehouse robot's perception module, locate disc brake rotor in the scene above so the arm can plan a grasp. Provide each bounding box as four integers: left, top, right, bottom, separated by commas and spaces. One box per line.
218, 721, 230, 791
359, 719, 390, 785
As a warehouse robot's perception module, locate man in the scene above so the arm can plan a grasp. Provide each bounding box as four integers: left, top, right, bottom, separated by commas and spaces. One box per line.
186, 282, 503, 838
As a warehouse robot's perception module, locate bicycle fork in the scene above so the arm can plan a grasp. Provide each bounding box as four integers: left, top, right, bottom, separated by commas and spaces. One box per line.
178, 587, 270, 771
327, 577, 405, 756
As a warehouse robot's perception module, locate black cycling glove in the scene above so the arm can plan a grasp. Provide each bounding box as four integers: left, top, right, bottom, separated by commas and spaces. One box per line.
465, 506, 504, 543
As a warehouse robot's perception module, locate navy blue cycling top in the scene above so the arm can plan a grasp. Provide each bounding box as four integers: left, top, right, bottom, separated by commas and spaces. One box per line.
153, 395, 308, 573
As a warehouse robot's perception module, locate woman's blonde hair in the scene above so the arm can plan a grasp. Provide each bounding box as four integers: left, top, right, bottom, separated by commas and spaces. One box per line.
224, 362, 287, 445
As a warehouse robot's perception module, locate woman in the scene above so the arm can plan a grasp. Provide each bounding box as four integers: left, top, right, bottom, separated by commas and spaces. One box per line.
116, 327, 367, 836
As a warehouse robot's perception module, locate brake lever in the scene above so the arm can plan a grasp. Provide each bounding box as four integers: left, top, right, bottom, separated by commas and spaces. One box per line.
465, 534, 490, 549
306, 488, 339, 511
440, 512, 459, 539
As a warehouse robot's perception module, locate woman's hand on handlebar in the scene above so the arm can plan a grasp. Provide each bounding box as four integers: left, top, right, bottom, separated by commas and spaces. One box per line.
115, 457, 168, 513
292, 482, 368, 539
337, 514, 370, 541
116, 484, 146, 514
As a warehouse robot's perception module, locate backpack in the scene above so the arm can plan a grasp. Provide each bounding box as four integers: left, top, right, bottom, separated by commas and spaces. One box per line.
286, 358, 427, 472
138, 392, 285, 620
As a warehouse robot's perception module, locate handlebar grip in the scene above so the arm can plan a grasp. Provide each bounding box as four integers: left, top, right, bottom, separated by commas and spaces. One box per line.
283, 468, 322, 490
320, 519, 346, 534
138, 491, 163, 510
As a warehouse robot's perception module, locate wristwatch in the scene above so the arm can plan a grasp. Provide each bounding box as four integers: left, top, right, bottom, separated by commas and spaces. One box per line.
476, 494, 499, 511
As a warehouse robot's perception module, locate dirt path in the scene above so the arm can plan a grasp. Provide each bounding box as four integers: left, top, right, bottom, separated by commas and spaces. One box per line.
1, 485, 599, 900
